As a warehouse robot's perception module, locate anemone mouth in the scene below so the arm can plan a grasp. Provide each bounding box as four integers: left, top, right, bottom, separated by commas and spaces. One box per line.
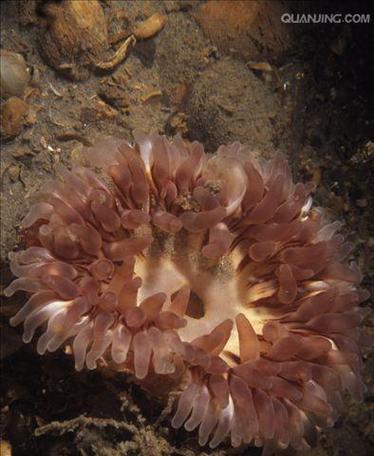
135, 232, 273, 358
5, 134, 367, 454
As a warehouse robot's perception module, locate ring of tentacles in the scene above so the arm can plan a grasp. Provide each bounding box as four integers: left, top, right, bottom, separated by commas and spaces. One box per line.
5, 134, 367, 454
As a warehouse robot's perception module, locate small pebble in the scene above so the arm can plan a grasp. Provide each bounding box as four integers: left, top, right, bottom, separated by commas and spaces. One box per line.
0, 49, 30, 99
0, 97, 29, 139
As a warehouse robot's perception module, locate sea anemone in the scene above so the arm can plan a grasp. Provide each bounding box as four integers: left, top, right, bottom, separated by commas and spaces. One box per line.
5, 134, 367, 454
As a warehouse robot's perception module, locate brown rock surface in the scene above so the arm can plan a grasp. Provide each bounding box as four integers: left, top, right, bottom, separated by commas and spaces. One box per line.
194, 0, 292, 61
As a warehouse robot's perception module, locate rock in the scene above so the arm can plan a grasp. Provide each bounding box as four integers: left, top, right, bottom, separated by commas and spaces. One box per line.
186, 59, 281, 153
39, 0, 108, 80
194, 0, 292, 61
0, 97, 29, 139
0, 50, 30, 99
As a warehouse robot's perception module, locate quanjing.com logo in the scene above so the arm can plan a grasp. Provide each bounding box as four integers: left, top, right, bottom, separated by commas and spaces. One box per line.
281, 13, 371, 24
